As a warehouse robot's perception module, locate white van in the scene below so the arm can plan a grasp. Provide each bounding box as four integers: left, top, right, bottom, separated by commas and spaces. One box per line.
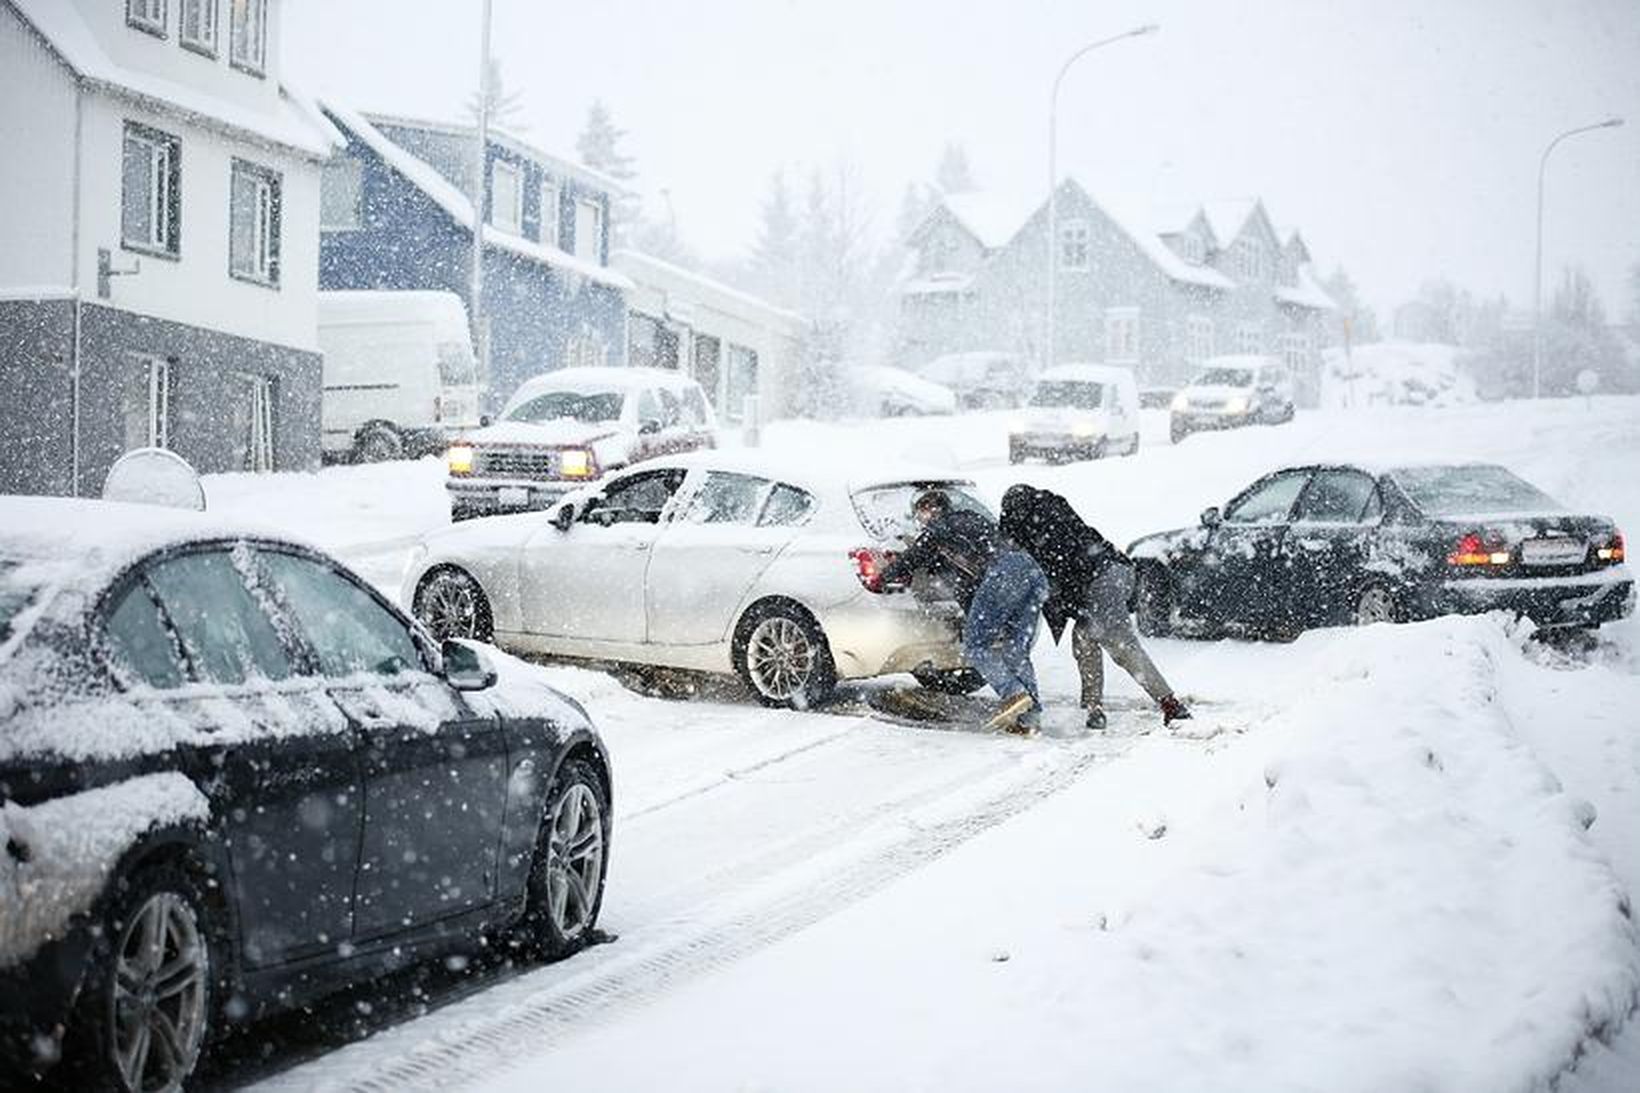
317, 290, 483, 462
1009, 364, 1141, 463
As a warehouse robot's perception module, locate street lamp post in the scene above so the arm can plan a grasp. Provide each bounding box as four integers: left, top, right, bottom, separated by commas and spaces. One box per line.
1046, 24, 1157, 372
471, 0, 494, 400
1532, 116, 1622, 398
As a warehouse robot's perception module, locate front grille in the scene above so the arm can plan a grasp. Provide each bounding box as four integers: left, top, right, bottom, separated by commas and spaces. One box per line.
476, 449, 555, 478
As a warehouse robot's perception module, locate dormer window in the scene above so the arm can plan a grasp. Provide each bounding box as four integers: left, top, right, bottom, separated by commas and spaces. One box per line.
180, 0, 219, 56
491, 160, 522, 234
1178, 232, 1205, 265
539, 178, 561, 247
127, 0, 168, 37
229, 0, 267, 75
574, 197, 604, 262
1231, 236, 1264, 280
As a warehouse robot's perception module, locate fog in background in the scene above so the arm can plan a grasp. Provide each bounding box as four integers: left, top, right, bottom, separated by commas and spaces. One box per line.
284, 0, 1640, 317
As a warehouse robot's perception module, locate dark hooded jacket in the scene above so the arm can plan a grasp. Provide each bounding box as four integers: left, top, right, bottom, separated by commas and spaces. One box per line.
999, 485, 1128, 639
879, 507, 1000, 612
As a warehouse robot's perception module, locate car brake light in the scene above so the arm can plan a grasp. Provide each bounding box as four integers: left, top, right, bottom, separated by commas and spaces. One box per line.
851, 547, 902, 592
1448, 532, 1510, 567
1597, 531, 1625, 563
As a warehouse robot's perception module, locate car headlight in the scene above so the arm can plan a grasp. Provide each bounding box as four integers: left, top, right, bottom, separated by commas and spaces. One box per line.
447, 444, 475, 475
1009, 418, 1028, 433
1224, 395, 1249, 414
559, 448, 593, 478
1072, 420, 1099, 438
1170, 392, 1189, 412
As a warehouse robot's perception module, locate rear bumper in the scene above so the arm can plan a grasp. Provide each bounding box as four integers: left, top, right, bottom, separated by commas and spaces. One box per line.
822, 594, 965, 680
1171, 411, 1256, 432
1417, 570, 1635, 628
1010, 432, 1107, 457
446, 476, 585, 517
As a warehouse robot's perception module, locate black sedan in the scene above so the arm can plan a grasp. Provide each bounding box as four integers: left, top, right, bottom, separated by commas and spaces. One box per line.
1127, 462, 1634, 639
0, 497, 612, 1090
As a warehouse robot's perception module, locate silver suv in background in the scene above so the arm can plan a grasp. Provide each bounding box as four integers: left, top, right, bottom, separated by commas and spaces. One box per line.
1170, 355, 1296, 444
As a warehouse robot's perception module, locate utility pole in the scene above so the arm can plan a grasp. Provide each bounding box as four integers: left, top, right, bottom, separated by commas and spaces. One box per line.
470, 0, 494, 399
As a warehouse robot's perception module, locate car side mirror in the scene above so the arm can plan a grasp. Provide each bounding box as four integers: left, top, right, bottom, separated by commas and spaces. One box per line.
1200, 506, 1222, 528
441, 639, 497, 691
479, 414, 492, 427
551, 501, 576, 531
639, 418, 662, 435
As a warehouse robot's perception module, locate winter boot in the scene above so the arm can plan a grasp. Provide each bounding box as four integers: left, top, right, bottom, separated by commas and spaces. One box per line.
1159, 694, 1192, 727
985, 692, 1035, 732
1085, 707, 1108, 732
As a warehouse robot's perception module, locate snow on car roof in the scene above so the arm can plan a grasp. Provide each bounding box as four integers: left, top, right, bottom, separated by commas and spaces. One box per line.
638, 449, 974, 498
317, 289, 471, 327
510, 367, 701, 400
1038, 364, 1136, 385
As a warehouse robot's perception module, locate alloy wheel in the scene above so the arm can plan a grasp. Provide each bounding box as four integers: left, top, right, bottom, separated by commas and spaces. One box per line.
421, 573, 482, 640
110, 891, 209, 1093
1355, 585, 1396, 626
545, 783, 605, 942
745, 616, 816, 701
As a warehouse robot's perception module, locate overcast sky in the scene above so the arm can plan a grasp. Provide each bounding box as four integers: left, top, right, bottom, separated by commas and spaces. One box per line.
284, 0, 1640, 319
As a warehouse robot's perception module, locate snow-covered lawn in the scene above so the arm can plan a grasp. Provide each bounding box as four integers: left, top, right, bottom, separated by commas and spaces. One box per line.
206, 397, 1640, 1091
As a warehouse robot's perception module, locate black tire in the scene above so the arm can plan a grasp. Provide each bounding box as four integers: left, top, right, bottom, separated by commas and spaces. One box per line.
733, 601, 837, 709
353, 423, 405, 463
1008, 442, 1026, 465
1088, 439, 1108, 461
911, 665, 986, 695
1135, 564, 1176, 638
414, 567, 494, 641
516, 758, 610, 961
1169, 419, 1189, 445
1124, 433, 1141, 457
1353, 583, 1400, 627
64, 860, 222, 1093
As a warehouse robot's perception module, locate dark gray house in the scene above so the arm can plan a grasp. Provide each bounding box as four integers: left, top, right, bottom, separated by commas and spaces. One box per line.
0, 0, 342, 497
317, 105, 631, 412
896, 180, 1337, 403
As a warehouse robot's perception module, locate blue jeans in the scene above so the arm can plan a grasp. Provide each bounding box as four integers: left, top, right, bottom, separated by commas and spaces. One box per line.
963, 550, 1049, 707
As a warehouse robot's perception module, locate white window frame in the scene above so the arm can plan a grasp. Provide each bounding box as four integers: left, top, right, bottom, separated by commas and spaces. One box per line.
179, 0, 217, 55
574, 197, 605, 262
125, 355, 171, 450
1059, 220, 1090, 272
230, 159, 280, 286
127, 0, 167, 37
539, 178, 561, 247
236, 373, 275, 471
1233, 236, 1264, 281
1236, 323, 1264, 355
565, 332, 608, 370
122, 123, 180, 257
320, 156, 364, 231
229, 0, 267, 74
1280, 332, 1310, 371
1104, 307, 1140, 364
1179, 232, 1205, 265
491, 160, 522, 234
1185, 315, 1214, 364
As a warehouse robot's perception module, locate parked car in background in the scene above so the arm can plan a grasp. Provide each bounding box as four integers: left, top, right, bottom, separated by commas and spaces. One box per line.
0, 497, 611, 1089
851, 365, 958, 417
445, 367, 716, 521
409, 451, 989, 708
1139, 385, 1179, 410
1128, 462, 1633, 640
318, 290, 483, 462
1009, 364, 1141, 463
917, 351, 1031, 410
1169, 354, 1295, 443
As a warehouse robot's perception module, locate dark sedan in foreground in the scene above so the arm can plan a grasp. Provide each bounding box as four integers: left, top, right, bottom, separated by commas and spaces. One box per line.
0, 497, 611, 1090
1128, 462, 1633, 639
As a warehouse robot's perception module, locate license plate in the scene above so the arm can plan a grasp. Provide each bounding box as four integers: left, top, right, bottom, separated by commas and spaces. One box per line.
498, 486, 530, 508
1520, 537, 1586, 566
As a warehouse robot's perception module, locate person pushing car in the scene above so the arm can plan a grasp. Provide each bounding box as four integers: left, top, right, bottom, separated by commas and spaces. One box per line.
1000, 484, 1191, 731
879, 489, 1048, 733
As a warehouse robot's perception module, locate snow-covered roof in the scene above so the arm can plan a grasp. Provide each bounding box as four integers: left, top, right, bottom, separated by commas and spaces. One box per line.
941, 193, 1033, 250
1275, 265, 1337, 311
1084, 185, 1235, 291
9, 0, 343, 160
507, 366, 699, 405
1202, 199, 1260, 247
321, 103, 634, 293
317, 289, 470, 326
1151, 203, 1211, 241
896, 272, 976, 297
360, 111, 630, 197
612, 249, 805, 329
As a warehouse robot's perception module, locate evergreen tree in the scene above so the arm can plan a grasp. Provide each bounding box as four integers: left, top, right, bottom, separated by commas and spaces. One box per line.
935, 142, 976, 194
895, 182, 936, 245
465, 58, 527, 132
575, 100, 640, 244
749, 170, 801, 306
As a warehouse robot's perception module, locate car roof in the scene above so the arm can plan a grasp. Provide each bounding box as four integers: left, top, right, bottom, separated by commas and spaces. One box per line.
626, 449, 976, 498
512, 366, 700, 399
1197, 354, 1280, 370
1038, 364, 1137, 385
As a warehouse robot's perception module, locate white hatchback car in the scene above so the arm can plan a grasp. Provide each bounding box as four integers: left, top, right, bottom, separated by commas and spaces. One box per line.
404, 452, 986, 707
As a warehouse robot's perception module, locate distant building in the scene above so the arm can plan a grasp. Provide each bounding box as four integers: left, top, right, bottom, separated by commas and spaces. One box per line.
895, 181, 1336, 405
613, 250, 805, 423
317, 105, 632, 413
0, 0, 342, 496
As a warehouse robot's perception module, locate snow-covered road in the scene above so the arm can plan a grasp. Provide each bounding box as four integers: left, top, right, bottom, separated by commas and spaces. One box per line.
198, 397, 1640, 1091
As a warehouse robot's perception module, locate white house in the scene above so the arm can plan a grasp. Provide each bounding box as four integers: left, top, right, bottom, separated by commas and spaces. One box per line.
0, 0, 342, 497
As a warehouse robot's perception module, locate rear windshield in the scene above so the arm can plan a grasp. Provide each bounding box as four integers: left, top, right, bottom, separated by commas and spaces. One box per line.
436, 341, 477, 386
1194, 368, 1253, 387
0, 559, 38, 646
1390, 465, 1562, 516
1030, 382, 1104, 410
506, 390, 624, 424
852, 483, 992, 540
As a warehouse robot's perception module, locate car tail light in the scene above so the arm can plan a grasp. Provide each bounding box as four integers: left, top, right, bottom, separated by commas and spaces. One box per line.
1448, 531, 1510, 567
851, 547, 900, 592
1596, 530, 1626, 564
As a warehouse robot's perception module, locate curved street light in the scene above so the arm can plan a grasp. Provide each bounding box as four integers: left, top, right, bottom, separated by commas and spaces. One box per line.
1533, 116, 1623, 398
1046, 24, 1158, 372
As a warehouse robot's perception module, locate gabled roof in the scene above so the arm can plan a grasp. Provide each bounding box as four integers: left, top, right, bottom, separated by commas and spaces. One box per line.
940, 193, 1034, 250
1202, 199, 1261, 247
1063, 182, 1234, 291
1275, 264, 1337, 311
321, 102, 633, 292
360, 111, 630, 197
611, 249, 805, 330
8, 0, 342, 160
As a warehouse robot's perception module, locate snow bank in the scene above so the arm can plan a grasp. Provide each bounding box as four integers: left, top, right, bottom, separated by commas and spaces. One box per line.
1323, 342, 1476, 408
0, 772, 210, 966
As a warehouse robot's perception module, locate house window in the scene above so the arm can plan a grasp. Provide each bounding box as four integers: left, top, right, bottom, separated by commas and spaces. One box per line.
127, 0, 167, 37
1236, 323, 1264, 354
1232, 237, 1264, 280
723, 344, 759, 422
229, 0, 266, 73
121, 355, 171, 451
491, 160, 522, 234
122, 122, 181, 258
1104, 307, 1140, 363
179, 0, 217, 54
539, 179, 561, 246
320, 156, 364, 230
1186, 315, 1214, 364
1280, 332, 1310, 371
230, 159, 280, 285
564, 332, 607, 370
1179, 233, 1205, 265
1059, 220, 1090, 272
231, 373, 276, 471
574, 197, 604, 262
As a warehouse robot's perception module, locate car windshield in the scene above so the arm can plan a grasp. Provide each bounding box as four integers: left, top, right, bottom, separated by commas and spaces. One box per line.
506, 390, 625, 424
1030, 382, 1104, 410
1194, 368, 1254, 387
0, 558, 35, 645
1389, 465, 1563, 516
852, 482, 992, 541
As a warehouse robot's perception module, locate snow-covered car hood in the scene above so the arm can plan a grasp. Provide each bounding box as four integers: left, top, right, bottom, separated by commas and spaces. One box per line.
1180, 383, 1254, 404
457, 419, 622, 448
1127, 525, 1204, 561
1023, 407, 1114, 432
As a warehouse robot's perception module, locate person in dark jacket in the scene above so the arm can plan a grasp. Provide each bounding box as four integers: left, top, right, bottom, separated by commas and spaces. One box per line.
1000, 484, 1190, 731
881, 489, 1048, 732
